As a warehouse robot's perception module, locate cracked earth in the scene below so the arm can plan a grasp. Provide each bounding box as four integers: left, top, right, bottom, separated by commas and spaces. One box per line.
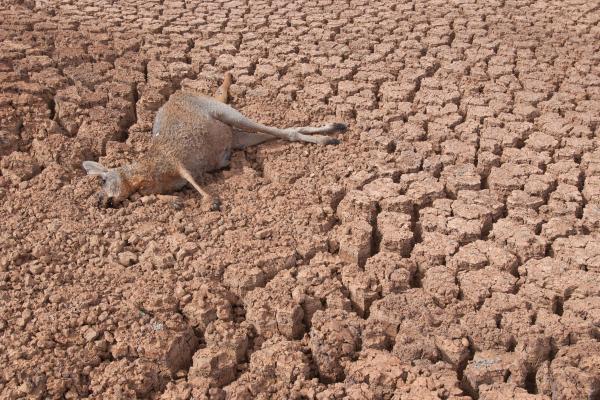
1, 0, 600, 399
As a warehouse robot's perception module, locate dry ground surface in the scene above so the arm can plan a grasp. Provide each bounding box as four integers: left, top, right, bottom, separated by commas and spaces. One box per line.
1, 0, 600, 398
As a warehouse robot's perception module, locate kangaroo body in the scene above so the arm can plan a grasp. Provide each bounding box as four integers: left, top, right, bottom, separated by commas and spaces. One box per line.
153, 93, 234, 173
83, 72, 346, 210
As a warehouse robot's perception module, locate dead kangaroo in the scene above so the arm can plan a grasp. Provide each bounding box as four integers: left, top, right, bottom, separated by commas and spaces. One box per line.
83, 72, 347, 210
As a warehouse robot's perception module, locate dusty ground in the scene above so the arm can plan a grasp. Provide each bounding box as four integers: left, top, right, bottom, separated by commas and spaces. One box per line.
1, 0, 599, 398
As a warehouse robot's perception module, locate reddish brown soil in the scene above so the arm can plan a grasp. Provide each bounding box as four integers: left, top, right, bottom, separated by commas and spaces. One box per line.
1, 0, 599, 399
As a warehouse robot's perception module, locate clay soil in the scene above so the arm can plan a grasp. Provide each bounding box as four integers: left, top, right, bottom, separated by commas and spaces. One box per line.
1, 0, 600, 398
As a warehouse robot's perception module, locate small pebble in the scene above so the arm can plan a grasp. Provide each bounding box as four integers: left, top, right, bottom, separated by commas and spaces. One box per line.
84, 328, 99, 342
118, 251, 138, 266
255, 228, 272, 239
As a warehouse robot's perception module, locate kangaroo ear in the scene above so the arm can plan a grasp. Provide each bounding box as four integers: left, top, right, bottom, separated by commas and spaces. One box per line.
82, 161, 109, 178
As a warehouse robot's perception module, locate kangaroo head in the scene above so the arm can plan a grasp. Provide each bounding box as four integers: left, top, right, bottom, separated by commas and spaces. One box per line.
82, 161, 138, 207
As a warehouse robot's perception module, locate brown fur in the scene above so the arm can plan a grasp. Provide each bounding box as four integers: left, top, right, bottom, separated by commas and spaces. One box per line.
83, 72, 346, 210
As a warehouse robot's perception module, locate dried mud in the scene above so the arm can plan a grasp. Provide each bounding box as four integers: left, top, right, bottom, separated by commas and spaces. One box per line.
1, 0, 599, 399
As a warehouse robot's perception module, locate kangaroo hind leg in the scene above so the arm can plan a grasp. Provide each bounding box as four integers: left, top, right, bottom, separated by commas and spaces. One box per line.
206, 101, 347, 145
232, 129, 275, 150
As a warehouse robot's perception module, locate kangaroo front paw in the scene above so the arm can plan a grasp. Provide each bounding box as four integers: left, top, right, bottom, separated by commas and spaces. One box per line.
201, 197, 221, 212
211, 198, 221, 211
